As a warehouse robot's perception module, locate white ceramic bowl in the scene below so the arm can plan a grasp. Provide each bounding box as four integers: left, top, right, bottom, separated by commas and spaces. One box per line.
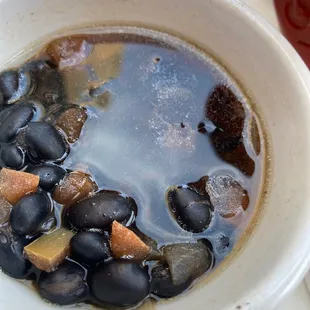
1, 0, 310, 309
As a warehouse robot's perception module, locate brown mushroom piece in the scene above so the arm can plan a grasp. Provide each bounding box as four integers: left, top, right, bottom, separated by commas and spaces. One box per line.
46, 37, 92, 68
54, 106, 88, 143
206, 85, 245, 137
205, 85, 256, 176
206, 175, 249, 218
53, 171, 98, 205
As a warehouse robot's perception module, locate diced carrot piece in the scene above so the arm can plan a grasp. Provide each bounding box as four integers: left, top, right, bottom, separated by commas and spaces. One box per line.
53, 171, 97, 205
0, 168, 39, 204
24, 228, 74, 272
111, 221, 150, 260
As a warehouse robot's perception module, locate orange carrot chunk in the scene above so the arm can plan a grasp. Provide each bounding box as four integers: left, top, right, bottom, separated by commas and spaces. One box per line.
111, 221, 150, 260
0, 168, 39, 204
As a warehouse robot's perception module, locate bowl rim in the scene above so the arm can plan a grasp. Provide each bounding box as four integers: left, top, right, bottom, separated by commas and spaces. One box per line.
1, 1, 310, 309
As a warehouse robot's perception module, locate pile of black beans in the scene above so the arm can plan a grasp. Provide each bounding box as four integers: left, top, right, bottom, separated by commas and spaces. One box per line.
0, 61, 216, 309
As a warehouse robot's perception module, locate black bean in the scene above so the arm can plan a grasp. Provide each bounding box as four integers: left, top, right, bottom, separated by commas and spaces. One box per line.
0, 102, 34, 143
88, 261, 150, 307
181, 201, 212, 232
0, 92, 3, 106
38, 261, 88, 305
151, 264, 191, 298
0, 226, 31, 279
162, 242, 214, 286
10, 192, 53, 235
168, 187, 202, 207
27, 99, 46, 122
28, 164, 66, 191
65, 191, 137, 231
0, 144, 25, 169
0, 70, 19, 101
166, 187, 212, 233
71, 232, 111, 266
206, 175, 249, 218
0, 105, 14, 124
25, 122, 68, 162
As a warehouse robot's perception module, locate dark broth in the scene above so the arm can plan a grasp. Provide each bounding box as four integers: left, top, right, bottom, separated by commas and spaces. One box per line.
1, 26, 266, 307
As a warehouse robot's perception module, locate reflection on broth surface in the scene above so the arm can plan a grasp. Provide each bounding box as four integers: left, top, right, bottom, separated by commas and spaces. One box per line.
0, 27, 266, 308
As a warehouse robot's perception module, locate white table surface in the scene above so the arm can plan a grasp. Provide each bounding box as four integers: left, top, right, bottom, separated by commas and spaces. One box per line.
243, 0, 310, 309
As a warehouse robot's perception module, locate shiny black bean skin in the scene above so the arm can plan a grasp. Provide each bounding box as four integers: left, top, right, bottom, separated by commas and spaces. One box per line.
167, 187, 212, 233
0, 226, 32, 279
65, 191, 136, 231
10, 192, 53, 235
0, 106, 14, 128
26, 98, 46, 122
71, 232, 111, 266
88, 261, 150, 307
0, 144, 25, 169
168, 187, 203, 208
0, 103, 34, 143
0, 70, 19, 101
151, 264, 191, 298
28, 164, 66, 191
38, 261, 88, 306
25, 122, 68, 162
179, 201, 212, 232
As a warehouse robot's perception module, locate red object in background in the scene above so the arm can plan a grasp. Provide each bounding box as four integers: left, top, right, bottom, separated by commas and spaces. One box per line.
274, 0, 310, 68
